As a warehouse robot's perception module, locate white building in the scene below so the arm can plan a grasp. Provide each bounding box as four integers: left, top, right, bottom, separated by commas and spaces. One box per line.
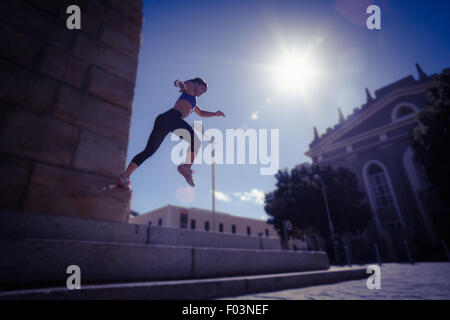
130, 204, 278, 238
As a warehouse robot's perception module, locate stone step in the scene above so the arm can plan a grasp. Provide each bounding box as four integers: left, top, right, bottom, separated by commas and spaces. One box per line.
0, 238, 329, 290
0, 210, 281, 250
0, 267, 368, 300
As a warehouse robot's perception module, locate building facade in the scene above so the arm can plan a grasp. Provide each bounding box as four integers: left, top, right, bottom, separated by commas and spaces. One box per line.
131, 204, 279, 238
305, 64, 444, 261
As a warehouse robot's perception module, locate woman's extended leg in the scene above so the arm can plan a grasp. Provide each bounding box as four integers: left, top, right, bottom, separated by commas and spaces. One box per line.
123, 161, 138, 179
130, 115, 169, 170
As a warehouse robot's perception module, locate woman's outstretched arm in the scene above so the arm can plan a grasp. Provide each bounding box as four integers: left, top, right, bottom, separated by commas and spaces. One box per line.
194, 106, 225, 117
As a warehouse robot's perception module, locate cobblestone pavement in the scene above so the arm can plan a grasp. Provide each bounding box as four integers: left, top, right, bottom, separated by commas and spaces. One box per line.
220, 263, 450, 300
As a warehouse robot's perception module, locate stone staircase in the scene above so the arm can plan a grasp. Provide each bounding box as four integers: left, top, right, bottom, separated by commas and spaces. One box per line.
0, 210, 367, 299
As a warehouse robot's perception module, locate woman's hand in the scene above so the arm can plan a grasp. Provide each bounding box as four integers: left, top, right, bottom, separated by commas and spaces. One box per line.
216, 111, 225, 117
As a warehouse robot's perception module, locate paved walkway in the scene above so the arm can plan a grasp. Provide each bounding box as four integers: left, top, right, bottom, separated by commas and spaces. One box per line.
220, 262, 450, 300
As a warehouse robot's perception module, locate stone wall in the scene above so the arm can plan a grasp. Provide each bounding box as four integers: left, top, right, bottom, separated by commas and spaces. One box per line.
0, 0, 143, 222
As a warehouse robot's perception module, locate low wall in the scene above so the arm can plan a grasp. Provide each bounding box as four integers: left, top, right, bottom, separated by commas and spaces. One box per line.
0, 210, 282, 250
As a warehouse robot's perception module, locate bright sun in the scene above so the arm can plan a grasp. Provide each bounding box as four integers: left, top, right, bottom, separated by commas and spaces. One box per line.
273, 51, 321, 96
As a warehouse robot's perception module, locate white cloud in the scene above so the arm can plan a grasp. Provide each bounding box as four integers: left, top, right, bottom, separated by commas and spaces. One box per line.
251, 111, 259, 120
213, 191, 231, 202
234, 189, 265, 205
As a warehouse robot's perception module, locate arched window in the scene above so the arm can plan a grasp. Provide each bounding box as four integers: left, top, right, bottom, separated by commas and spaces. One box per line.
391, 102, 419, 122
396, 106, 414, 118
368, 164, 394, 209
403, 147, 428, 191
362, 160, 406, 234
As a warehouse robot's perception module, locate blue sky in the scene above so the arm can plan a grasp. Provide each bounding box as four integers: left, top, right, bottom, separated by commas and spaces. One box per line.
128, 0, 450, 219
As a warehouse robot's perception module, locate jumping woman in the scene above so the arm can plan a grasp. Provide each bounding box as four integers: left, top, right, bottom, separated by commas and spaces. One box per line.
116, 78, 225, 190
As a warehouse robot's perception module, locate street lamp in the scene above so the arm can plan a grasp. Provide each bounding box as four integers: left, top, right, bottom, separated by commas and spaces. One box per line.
313, 174, 339, 264
211, 136, 216, 232
201, 122, 217, 233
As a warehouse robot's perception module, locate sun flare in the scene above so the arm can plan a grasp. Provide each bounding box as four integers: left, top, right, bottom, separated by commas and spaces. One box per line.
273, 50, 322, 96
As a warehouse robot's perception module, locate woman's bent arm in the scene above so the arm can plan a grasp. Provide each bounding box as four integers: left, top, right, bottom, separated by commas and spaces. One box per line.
194, 106, 225, 117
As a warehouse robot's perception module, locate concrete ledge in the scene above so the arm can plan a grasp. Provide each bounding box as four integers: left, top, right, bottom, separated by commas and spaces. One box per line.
193, 247, 328, 278
0, 210, 281, 250
0, 239, 328, 290
0, 268, 368, 300
0, 210, 148, 244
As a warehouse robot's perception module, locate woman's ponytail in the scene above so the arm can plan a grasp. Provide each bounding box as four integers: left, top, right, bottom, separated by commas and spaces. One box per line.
174, 79, 185, 92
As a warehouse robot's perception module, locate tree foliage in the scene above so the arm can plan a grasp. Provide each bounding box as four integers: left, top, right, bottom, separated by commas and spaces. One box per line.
411, 69, 450, 207
264, 164, 372, 240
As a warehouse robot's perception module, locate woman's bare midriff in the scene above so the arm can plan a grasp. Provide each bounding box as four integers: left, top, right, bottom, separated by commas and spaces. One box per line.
172, 99, 192, 119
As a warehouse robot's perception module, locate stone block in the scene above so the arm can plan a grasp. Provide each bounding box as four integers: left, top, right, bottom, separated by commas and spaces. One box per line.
26, 0, 62, 15
87, 67, 135, 110
24, 163, 131, 222
0, 61, 58, 114
0, 210, 148, 244
0, 156, 32, 211
86, 1, 142, 41
38, 45, 89, 88
0, 102, 6, 120
0, 24, 41, 68
0, 110, 79, 166
101, 0, 144, 27
0, 0, 74, 50
0, 239, 192, 289
73, 33, 137, 83
73, 130, 126, 177
100, 24, 140, 61
193, 248, 329, 278
54, 86, 131, 142
58, 0, 101, 38
125, 0, 143, 13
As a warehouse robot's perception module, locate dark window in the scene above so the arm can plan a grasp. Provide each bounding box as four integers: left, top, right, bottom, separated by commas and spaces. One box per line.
247, 226, 251, 235
265, 229, 269, 237
396, 106, 414, 119
190, 219, 196, 230
205, 221, 210, 231
158, 218, 162, 226
368, 164, 394, 209
232, 225, 236, 234
219, 223, 224, 232
180, 213, 188, 228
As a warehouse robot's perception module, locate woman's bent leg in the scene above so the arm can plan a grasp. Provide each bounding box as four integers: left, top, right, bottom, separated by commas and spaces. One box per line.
172, 118, 201, 168
171, 118, 201, 186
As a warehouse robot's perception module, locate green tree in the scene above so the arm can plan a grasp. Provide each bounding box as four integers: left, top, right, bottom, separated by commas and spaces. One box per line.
411, 69, 450, 245
411, 69, 450, 206
265, 164, 372, 256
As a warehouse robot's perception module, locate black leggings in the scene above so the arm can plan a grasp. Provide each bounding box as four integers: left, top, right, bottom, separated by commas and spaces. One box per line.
131, 109, 201, 166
